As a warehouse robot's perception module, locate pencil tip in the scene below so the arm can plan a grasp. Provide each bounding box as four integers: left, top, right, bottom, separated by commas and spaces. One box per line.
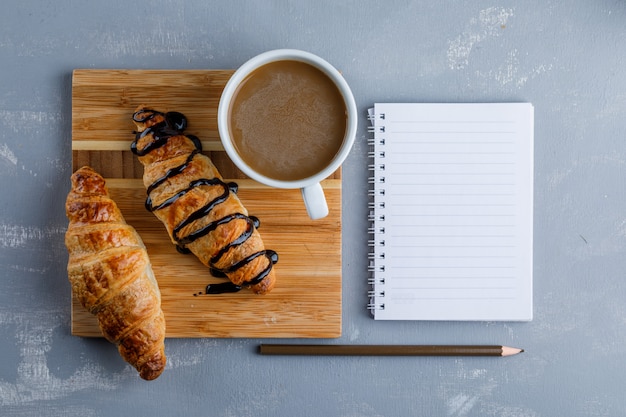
501, 346, 524, 356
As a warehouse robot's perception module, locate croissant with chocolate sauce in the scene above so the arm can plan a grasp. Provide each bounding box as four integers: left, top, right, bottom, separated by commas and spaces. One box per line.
130, 106, 277, 294
65, 166, 166, 380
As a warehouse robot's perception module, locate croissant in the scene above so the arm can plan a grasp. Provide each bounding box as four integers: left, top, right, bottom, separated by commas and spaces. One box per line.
130, 106, 277, 295
65, 166, 166, 380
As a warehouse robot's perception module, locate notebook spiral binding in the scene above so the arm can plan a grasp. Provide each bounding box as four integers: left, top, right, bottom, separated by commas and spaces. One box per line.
367, 110, 386, 313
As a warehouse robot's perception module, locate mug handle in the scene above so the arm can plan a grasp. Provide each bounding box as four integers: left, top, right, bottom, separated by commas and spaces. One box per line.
301, 182, 329, 220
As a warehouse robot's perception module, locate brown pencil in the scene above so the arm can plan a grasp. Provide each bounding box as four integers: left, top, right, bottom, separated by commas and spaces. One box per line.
258, 344, 523, 357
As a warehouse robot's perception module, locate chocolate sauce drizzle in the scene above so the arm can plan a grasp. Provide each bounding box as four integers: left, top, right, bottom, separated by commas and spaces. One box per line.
131, 109, 278, 294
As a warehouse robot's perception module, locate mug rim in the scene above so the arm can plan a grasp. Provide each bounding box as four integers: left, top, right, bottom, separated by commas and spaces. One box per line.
217, 49, 357, 189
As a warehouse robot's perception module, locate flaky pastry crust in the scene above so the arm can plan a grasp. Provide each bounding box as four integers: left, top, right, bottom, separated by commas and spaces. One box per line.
130, 106, 277, 295
65, 166, 166, 380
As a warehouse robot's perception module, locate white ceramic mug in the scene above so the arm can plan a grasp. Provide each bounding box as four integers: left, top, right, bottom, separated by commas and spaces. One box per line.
217, 49, 357, 220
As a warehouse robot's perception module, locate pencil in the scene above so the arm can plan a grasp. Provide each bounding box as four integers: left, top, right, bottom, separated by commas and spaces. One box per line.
258, 344, 524, 357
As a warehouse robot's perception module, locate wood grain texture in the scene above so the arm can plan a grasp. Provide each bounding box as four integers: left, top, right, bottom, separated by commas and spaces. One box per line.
71, 69, 342, 338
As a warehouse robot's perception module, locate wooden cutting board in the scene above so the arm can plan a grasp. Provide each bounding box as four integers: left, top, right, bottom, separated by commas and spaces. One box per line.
71, 69, 342, 338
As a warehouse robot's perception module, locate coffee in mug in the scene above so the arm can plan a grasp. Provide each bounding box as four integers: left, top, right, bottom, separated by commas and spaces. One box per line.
218, 49, 357, 220
228, 60, 347, 182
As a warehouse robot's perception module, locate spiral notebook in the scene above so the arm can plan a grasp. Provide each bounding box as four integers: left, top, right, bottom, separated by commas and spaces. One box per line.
367, 103, 534, 321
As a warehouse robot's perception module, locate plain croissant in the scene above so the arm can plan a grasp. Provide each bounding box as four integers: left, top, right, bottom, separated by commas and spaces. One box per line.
130, 106, 277, 294
65, 166, 166, 380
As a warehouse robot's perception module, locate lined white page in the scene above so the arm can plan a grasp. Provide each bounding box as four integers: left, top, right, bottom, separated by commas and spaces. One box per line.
370, 103, 533, 321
